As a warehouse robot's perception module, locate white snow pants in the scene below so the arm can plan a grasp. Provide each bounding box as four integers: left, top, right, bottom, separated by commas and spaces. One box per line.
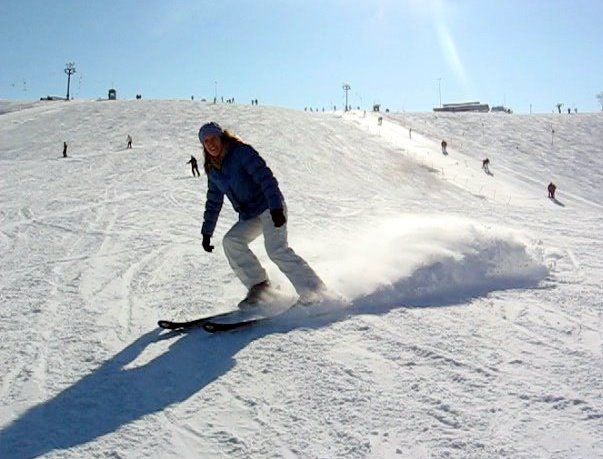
222, 208, 324, 296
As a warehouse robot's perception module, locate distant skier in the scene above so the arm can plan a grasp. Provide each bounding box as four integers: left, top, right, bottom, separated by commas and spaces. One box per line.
378, 116, 383, 126
197, 121, 326, 308
441, 139, 448, 155
548, 182, 557, 199
126, 134, 133, 149
187, 155, 200, 177
482, 158, 490, 173
62, 142, 68, 158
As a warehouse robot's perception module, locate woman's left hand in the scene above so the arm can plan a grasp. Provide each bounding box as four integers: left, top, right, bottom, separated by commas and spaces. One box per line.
270, 208, 286, 227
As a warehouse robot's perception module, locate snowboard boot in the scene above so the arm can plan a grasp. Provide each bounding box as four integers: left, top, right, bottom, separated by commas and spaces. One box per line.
295, 282, 329, 307
238, 280, 273, 310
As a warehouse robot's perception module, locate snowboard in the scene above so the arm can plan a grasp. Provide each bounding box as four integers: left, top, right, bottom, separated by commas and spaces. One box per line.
158, 296, 295, 332
159, 293, 341, 333
158, 308, 288, 331
157, 310, 241, 330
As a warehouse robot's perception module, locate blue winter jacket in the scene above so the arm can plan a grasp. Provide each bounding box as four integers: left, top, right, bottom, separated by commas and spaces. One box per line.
201, 142, 284, 236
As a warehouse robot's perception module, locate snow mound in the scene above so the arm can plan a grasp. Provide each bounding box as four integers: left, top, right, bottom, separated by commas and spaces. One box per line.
325, 215, 548, 308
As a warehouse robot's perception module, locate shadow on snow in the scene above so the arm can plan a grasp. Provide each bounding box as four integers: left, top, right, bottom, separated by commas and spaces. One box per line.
0, 264, 546, 458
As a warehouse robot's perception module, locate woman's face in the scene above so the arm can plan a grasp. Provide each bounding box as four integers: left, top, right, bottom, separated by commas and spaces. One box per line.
203, 134, 223, 157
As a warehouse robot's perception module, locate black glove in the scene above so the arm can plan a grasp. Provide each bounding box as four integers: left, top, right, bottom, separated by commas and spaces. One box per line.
270, 208, 286, 227
202, 234, 214, 252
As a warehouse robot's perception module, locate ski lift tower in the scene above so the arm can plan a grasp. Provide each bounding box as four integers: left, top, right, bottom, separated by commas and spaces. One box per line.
342, 83, 351, 111
64, 62, 76, 100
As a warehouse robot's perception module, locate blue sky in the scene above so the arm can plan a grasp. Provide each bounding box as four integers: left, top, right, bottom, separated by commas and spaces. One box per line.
2, 0, 602, 113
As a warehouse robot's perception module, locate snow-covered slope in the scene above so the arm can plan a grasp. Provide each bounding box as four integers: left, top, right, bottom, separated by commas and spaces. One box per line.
0, 100, 601, 458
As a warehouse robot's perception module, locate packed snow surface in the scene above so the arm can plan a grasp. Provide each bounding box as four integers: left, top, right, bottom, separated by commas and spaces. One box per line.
0, 100, 601, 458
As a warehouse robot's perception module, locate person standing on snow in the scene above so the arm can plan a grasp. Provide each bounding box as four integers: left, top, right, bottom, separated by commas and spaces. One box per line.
198, 121, 326, 308
126, 134, 133, 149
187, 155, 200, 177
548, 182, 557, 199
441, 139, 448, 155
62, 141, 68, 158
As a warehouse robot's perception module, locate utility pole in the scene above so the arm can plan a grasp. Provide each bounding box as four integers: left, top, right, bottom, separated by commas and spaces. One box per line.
64, 62, 76, 100
342, 83, 351, 111
437, 78, 442, 107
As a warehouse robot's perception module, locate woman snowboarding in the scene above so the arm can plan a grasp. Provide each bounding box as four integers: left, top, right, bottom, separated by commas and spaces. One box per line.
198, 121, 326, 308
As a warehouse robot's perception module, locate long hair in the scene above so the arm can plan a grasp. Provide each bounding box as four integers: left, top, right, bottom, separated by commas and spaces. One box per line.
202, 130, 246, 173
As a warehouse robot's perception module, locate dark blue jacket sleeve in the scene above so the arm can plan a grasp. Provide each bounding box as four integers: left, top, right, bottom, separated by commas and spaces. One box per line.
201, 178, 224, 236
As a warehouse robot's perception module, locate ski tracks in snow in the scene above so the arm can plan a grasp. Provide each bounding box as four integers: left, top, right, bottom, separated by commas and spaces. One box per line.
2, 102, 602, 458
